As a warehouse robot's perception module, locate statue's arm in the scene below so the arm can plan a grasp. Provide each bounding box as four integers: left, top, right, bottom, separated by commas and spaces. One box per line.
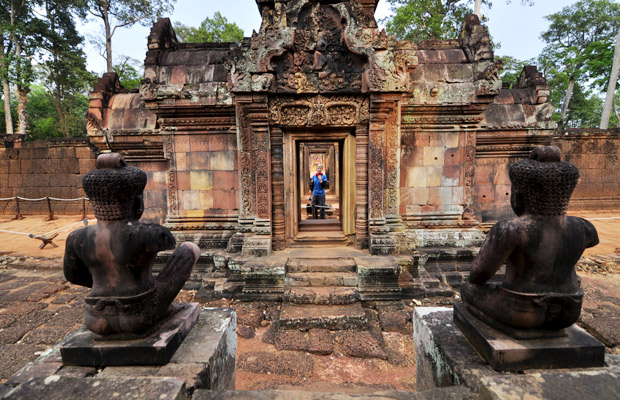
580, 218, 599, 248
141, 224, 176, 252
63, 231, 93, 288
469, 221, 520, 284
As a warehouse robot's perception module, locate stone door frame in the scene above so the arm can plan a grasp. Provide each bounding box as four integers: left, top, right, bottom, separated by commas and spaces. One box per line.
279, 129, 361, 246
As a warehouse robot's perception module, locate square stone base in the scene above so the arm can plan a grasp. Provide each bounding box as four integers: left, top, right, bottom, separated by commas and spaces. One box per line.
60, 303, 200, 367
8, 308, 237, 395
454, 303, 606, 371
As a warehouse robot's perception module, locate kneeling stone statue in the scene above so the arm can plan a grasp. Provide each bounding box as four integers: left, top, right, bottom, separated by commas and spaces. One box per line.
461, 145, 599, 332
64, 153, 200, 336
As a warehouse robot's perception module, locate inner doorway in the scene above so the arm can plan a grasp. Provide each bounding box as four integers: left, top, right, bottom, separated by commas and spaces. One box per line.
298, 141, 341, 232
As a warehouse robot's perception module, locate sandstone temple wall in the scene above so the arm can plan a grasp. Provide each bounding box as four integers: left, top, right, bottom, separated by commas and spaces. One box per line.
0, 137, 97, 215
554, 129, 620, 210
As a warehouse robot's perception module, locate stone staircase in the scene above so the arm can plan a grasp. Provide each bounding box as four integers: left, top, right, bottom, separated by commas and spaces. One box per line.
289, 231, 350, 247
279, 257, 366, 331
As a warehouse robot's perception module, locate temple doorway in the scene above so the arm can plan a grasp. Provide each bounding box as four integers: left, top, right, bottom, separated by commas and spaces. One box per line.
281, 131, 356, 246
298, 141, 341, 230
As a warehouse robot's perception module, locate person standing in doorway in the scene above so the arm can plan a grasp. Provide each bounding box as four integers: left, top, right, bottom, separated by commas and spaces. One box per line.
311, 164, 328, 219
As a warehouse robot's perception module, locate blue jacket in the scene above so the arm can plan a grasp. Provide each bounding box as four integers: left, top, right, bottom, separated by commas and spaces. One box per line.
312, 174, 327, 196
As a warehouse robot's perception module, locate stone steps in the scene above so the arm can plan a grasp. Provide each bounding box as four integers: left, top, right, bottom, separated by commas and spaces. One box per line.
289, 231, 350, 248
285, 258, 356, 273
278, 303, 367, 330
283, 286, 359, 305
285, 272, 358, 287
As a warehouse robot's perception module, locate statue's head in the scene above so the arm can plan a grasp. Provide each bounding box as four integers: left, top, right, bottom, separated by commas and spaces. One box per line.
509, 146, 579, 216
83, 153, 147, 221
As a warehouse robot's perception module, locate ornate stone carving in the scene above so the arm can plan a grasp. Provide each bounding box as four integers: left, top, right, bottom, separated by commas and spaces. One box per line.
462, 131, 476, 217
269, 95, 369, 127
164, 135, 178, 217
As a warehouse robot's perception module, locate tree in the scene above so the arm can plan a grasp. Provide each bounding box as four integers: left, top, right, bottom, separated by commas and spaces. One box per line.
383, 0, 491, 42
36, 0, 95, 137
601, 29, 620, 129
84, 0, 176, 73
497, 56, 533, 88
173, 12, 244, 44
539, 0, 620, 124
113, 56, 142, 90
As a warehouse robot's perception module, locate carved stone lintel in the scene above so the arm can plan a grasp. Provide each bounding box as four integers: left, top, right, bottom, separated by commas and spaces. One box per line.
269, 95, 370, 127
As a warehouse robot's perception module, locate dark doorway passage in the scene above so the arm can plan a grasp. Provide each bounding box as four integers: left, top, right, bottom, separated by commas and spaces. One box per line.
297, 141, 341, 233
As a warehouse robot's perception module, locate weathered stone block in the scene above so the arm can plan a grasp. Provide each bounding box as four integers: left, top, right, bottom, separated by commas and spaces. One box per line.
210, 151, 236, 171
189, 151, 211, 170
3, 376, 187, 400
406, 166, 427, 187
175, 152, 187, 171
426, 166, 443, 187
478, 369, 620, 400
423, 147, 444, 166
213, 171, 237, 190
190, 171, 213, 191
446, 64, 472, 83
176, 171, 190, 190
199, 191, 214, 210
175, 135, 190, 153
182, 190, 202, 210
213, 190, 237, 211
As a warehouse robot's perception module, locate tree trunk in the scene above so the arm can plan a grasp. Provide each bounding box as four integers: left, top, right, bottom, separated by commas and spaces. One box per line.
600, 28, 620, 129
474, 0, 482, 18
16, 86, 27, 135
560, 76, 576, 123
9, 0, 27, 135
614, 97, 620, 127
103, 5, 113, 73
0, 29, 14, 134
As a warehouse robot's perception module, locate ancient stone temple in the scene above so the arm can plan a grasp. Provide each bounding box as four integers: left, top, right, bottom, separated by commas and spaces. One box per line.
85, 0, 555, 257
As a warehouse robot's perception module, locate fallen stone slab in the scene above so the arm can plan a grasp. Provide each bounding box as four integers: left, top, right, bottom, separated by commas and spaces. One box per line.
274, 328, 334, 355
237, 351, 314, 378
2, 376, 186, 400
279, 303, 367, 330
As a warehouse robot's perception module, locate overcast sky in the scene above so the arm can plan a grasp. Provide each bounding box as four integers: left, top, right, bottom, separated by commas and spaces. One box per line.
83, 0, 578, 74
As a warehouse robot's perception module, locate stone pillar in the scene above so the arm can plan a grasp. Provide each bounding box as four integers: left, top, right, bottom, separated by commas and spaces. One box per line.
355, 124, 369, 249
235, 94, 273, 257
368, 94, 402, 254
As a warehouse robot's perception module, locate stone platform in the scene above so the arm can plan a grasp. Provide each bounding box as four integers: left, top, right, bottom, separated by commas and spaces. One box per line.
453, 303, 605, 371
4, 308, 237, 396
61, 302, 200, 367
414, 307, 620, 398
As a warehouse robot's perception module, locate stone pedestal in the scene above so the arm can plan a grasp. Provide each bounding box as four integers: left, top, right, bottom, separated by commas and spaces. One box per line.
61, 303, 200, 367
453, 303, 605, 371
414, 307, 619, 397
6, 308, 237, 395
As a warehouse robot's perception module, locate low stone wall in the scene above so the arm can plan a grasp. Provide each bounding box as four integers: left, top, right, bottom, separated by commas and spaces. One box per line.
553, 129, 620, 210
0, 137, 98, 216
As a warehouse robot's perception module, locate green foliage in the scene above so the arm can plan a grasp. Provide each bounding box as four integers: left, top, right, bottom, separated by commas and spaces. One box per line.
558, 83, 605, 129
497, 56, 533, 88
84, 0, 176, 71
538, 0, 620, 126
383, 0, 491, 42
25, 85, 90, 140
113, 57, 142, 90
174, 12, 244, 44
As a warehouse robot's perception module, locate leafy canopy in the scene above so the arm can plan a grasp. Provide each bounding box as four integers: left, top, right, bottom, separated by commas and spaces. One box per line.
174, 12, 244, 44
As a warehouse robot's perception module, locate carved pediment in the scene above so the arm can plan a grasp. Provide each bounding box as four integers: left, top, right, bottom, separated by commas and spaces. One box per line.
232, 0, 417, 94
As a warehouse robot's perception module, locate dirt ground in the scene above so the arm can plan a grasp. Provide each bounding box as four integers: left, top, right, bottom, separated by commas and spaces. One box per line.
0, 211, 619, 390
